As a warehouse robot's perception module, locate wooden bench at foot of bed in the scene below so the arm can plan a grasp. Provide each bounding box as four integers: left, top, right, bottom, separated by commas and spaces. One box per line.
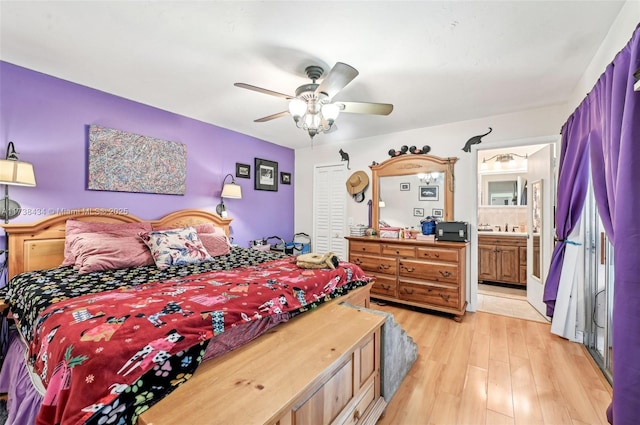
138, 284, 387, 425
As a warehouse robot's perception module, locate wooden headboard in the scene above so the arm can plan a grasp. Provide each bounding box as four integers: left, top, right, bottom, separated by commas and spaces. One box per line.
2, 208, 232, 280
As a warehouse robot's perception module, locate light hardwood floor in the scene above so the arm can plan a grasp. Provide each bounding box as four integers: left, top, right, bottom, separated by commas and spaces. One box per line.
371, 303, 612, 425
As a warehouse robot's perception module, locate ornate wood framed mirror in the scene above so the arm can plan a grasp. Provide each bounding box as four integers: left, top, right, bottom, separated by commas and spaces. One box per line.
371, 154, 457, 234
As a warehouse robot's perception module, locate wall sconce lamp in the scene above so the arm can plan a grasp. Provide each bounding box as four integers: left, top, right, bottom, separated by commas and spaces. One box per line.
0, 142, 37, 223
215, 173, 242, 218
480, 153, 528, 172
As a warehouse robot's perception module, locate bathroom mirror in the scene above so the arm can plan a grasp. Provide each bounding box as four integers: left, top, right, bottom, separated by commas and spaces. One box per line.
480, 172, 527, 206
371, 155, 457, 233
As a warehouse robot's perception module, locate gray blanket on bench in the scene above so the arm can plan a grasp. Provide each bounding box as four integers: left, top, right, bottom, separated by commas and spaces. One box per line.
342, 303, 418, 402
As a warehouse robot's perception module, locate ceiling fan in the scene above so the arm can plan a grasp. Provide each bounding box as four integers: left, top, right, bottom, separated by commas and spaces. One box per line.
234, 62, 393, 139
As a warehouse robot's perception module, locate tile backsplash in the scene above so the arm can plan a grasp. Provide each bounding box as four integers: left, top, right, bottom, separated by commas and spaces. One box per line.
478, 206, 527, 232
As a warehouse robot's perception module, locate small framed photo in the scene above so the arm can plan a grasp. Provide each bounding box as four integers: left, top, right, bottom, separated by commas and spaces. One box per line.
254, 158, 278, 191
432, 208, 443, 218
236, 163, 250, 179
400, 182, 410, 191
413, 208, 424, 217
280, 172, 291, 185
419, 185, 439, 201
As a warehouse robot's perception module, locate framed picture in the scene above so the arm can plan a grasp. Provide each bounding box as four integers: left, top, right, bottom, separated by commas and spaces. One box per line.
280, 172, 291, 185
432, 208, 443, 218
419, 185, 439, 201
235, 163, 250, 179
413, 208, 424, 217
400, 182, 410, 191
254, 158, 278, 191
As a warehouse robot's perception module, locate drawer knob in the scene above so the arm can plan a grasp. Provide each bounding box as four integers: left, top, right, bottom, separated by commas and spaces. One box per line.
403, 288, 415, 294
353, 258, 362, 265
401, 265, 415, 272
439, 270, 452, 278
354, 409, 361, 420
379, 264, 391, 270
434, 252, 440, 258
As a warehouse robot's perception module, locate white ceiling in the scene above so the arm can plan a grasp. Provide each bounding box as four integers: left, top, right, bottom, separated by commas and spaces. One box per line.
0, 1, 625, 150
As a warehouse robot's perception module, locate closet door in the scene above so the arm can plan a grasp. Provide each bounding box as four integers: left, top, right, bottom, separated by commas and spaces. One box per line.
313, 164, 347, 259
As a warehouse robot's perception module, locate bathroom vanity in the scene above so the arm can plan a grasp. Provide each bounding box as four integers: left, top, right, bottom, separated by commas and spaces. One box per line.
478, 233, 527, 285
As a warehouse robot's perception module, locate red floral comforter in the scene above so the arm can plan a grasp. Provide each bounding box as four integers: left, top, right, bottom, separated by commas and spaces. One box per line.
29, 256, 370, 424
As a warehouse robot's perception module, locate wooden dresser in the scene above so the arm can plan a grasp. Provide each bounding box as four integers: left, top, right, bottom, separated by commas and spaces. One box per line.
478, 234, 527, 285
346, 236, 468, 321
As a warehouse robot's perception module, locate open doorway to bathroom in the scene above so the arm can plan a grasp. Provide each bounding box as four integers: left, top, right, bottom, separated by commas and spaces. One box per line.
476, 143, 551, 322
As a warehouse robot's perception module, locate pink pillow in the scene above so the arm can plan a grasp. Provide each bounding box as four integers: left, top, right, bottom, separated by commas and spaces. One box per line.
62, 220, 152, 266
70, 233, 154, 274
199, 234, 231, 257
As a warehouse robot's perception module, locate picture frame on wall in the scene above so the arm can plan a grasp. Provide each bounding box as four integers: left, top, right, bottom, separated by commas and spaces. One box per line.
432, 208, 443, 218
255, 158, 278, 191
236, 163, 251, 179
280, 172, 291, 185
400, 182, 410, 191
413, 208, 424, 217
419, 185, 439, 201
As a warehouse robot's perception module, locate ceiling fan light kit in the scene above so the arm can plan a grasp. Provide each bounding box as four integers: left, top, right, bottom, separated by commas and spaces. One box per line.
235, 62, 393, 141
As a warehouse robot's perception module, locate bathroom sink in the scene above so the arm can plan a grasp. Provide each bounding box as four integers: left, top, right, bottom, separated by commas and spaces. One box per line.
479, 231, 527, 237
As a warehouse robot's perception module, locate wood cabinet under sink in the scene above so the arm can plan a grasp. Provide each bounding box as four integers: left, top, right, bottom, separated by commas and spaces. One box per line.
478, 234, 527, 285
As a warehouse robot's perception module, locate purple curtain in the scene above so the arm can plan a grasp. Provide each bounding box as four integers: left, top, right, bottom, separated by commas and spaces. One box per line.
542, 102, 591, 317
589, 26, 640, 425
547, 24, 639, 424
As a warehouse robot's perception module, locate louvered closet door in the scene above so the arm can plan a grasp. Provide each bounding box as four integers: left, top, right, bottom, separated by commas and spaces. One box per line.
313, 164, 347, 259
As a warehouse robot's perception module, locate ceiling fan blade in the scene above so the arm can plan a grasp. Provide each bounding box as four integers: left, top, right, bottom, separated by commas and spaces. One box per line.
315, 62, 359, 99
234, 83, 293, 99
254, 111, 289, 122
337, 101, 394, 115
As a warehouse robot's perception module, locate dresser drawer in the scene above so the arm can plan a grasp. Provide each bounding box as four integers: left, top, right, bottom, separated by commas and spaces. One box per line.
351, 255, 396, 275
350, 241, 382, 255
370, 273, 397, 297
381, 244, 416, 258
398, 281, 460, 309
398, 259, 459, 284
416, 247, 459, 263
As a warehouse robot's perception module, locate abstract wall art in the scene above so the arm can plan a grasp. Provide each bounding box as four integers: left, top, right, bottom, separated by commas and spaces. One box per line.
88, 125, 187, 195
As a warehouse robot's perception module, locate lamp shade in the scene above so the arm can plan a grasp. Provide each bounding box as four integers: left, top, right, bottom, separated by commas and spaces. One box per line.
0, 159, 36, 186
221, 182, 242, 199
288, 98, 307, 118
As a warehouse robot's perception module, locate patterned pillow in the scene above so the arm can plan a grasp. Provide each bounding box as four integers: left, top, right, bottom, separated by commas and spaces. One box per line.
139, 226, 213, 269
153, 223, 219, 234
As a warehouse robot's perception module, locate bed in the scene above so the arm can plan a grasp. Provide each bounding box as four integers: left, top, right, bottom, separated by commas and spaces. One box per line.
0, 209, 379, 425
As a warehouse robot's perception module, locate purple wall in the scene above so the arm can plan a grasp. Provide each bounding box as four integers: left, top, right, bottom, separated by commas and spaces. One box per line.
0, 61, 294, 249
